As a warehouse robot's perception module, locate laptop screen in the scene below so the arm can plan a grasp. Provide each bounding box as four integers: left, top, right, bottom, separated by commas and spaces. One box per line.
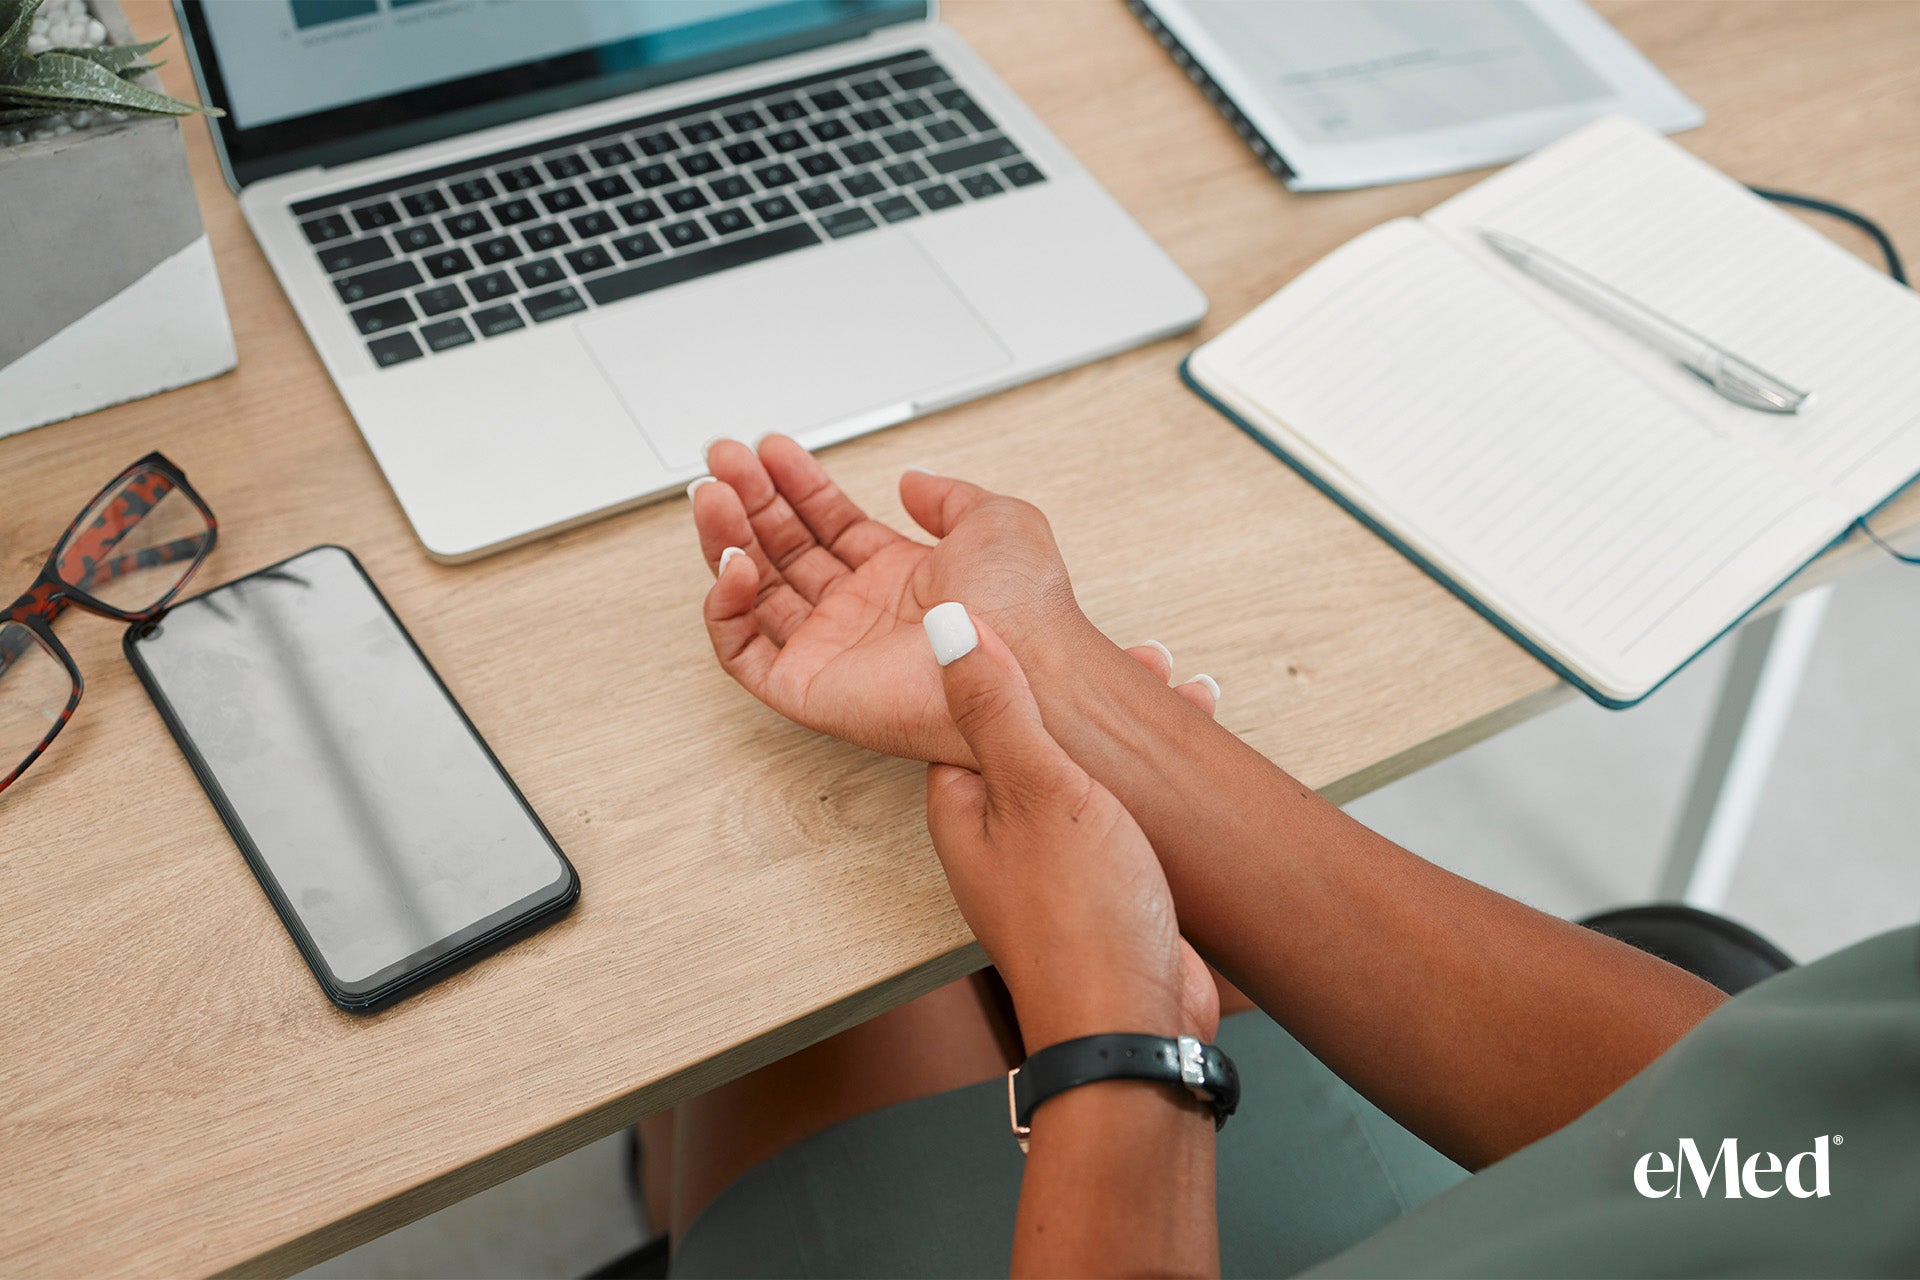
180, 0, 927, 187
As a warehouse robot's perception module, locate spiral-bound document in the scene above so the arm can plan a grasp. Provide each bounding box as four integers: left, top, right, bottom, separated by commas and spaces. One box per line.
1185, 117, 1920, 706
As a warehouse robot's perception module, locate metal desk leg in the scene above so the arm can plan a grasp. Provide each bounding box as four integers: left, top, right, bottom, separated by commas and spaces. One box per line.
1656, 587, 1833, 909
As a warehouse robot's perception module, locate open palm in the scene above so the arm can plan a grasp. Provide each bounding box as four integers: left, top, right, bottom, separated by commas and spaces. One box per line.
690, 437, 1204, 765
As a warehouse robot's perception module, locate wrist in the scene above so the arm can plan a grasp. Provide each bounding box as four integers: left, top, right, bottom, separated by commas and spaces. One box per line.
1014, 986, 1200, 1054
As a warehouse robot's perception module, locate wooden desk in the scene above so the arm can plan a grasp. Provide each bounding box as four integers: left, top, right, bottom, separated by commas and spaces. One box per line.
3, 2, 1916, 1273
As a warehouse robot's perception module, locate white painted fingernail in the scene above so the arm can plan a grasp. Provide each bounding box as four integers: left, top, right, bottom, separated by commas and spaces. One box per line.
1184, 673, 1221, 703
904, 464, 936, 476
923, 601, 978, 666
1138, 639, 1172, 667
718, 546, 746, 574
686, 476, 715, 500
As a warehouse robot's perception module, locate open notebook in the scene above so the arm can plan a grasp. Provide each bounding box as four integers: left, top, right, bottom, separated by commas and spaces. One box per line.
1186, 116, 1920, 707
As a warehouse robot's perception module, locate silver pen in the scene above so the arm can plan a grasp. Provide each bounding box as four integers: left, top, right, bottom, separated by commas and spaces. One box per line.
1478, 228, 1811, 415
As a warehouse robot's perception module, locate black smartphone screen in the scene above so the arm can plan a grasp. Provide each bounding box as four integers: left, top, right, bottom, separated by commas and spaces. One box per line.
125, 545, 576, 1010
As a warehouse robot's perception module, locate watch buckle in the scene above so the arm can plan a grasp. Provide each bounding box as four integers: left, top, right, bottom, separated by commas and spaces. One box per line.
1177, 1034, 1209, 1099
1007, 1068, 1031, 1155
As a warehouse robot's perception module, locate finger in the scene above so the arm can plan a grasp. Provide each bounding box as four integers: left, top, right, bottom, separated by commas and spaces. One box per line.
899, 467, 998, 540
704, 547, 780, 695
1176, 673, 1220, 717
708, 438, 850, 605
1125, 639, 1174, 684
690, 478, 814, 644
923, 603, 1081, 810
925, 761, 989, 846
759, 434, 910, 568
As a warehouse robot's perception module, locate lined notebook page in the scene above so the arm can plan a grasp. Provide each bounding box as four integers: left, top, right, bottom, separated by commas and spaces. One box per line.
1425, 116, 1920, 515
1192, 219, 1851, 700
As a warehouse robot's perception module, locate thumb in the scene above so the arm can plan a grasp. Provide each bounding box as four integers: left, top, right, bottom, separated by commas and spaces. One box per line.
900, 468, 995, 539
922, 602, 1075, 810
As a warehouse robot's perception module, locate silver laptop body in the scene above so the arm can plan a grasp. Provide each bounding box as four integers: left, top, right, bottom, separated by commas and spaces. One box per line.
180, 1, 1205, 561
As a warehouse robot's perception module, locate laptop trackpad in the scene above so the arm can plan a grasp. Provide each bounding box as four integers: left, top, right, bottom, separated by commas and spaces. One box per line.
578, 235, 1012, 471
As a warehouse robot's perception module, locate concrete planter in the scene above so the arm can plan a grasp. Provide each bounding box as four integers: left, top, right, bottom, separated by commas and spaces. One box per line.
0, 0, 235, 439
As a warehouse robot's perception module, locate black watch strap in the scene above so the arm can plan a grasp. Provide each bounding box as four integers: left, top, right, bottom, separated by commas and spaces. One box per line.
1007, 1033, 1240, 1152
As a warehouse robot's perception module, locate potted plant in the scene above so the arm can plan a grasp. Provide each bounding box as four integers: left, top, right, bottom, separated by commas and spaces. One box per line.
0, 0, 236, 439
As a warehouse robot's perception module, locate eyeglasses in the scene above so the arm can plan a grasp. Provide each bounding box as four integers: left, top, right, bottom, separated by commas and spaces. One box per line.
1, 453, 217, 795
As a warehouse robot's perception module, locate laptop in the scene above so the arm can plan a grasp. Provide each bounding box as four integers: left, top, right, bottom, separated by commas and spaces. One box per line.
176, 0, 1206, 562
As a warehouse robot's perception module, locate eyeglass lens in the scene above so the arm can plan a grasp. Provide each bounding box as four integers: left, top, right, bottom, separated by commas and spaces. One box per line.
0, 622, 76, 786
53, 465, 213, 614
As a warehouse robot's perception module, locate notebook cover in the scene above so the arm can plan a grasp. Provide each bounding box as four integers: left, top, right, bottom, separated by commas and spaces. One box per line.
1178, 355, 1854, 710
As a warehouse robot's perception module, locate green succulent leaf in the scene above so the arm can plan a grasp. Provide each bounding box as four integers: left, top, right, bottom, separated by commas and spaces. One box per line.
46, 36, 167, 72
8, 50, 217, 117
0, 0, 39, 73
0, 105, 56, 123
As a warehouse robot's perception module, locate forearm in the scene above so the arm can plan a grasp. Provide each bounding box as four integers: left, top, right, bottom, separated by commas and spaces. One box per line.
1014, 1080, 1217, 1279
1030, 623, 1726, 1169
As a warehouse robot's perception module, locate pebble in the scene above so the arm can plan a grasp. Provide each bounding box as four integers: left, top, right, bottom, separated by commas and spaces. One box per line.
5, 0, 117, 148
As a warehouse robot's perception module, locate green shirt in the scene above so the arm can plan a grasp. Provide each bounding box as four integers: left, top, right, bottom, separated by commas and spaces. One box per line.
1311, 925, 1920, 1277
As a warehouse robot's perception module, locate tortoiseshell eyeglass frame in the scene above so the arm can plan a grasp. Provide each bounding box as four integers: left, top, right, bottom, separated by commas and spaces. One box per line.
1, 452, 217, 794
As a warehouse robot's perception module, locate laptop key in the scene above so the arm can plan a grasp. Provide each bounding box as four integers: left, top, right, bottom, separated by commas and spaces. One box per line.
924, 119, 965, 144
852, 79, 890, 101
708, 207, 752, 237
335, 261, 424, 304
679, 151, 721, 177
882, 129, 925, 155
401, 189, 449, 218
591, 141, 635, 167
851, 108, 890, 131
571, 210, 618, 239
768, 129, 806, 152
796, 184, 841, 210
585, 222, 822, 306
367, 331, 424, 366
681, 120, 723, 145
893, 63, 952, 90
617, 198, 664, 225
710, 174, 752, 202
471, 303, 526, 337
840, 171, 883, 198
421, 317, 475, 351
468, 271, 516, 302
636, 131, 678, 156
318, 235, 393, 275
927, 136, 1018, 175
873, 195, 920, 224
799, 152, 842, 177
811, 118, 851, 142
883, 160, 928, 186
894, 97, 933, 121
351, 201, 401, 231
524, 223, 570, 251
540, 186, 587, 214
525, 286, 588, 322
449, 177, 497, 204
613, 231, 661, 261
474, 235, 522, 265
351, 297, 415, 335
499, 164, 543, 191
491, 197, 538, 225
724, 140, 766, 165
443, 211, 491, 239
586, 174, 632, 201
841, 140, 884, 166
960, 171, 1007, 199
1002, 161, 1045, 187
566, 245, 615, 275
662, 220, 708, 248
819, 207, 877, 239
916, 182, 962, 210
666, 188, 710, 213
416, 284, 467, 316
544, 154, 590, 181
810, 88, 850, 111
766, 98, 807, 122
302, 213, 352, 244
635, 162, 675, 188
724, 109, 766, 133
752, 194, 798, 222
933, 86, 973, 111
517, 258, 565, 288
425, 248, 474, 278
394, 224, 444, 253
754, 162, 798, 188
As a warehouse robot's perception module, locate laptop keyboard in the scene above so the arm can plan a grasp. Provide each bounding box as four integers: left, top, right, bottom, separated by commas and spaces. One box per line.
289, 50, 1048, 370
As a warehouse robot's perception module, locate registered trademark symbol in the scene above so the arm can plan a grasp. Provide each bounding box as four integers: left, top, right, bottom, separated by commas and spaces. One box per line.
1833, 1135, 1843, 1145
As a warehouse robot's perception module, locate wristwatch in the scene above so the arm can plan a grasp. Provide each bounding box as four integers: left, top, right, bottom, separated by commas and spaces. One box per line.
1007, 1033, 1240, 1153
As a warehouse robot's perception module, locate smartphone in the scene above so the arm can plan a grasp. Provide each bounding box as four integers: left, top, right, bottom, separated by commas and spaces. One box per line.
124, 545, 578, 1012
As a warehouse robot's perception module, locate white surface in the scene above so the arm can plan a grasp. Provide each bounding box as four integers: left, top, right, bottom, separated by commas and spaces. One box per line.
1143, 0, 1701, 190
0, 235, 236, 438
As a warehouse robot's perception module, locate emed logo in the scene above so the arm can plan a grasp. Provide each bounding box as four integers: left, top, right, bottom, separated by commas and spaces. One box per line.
1634, 1136, 1835, 1199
